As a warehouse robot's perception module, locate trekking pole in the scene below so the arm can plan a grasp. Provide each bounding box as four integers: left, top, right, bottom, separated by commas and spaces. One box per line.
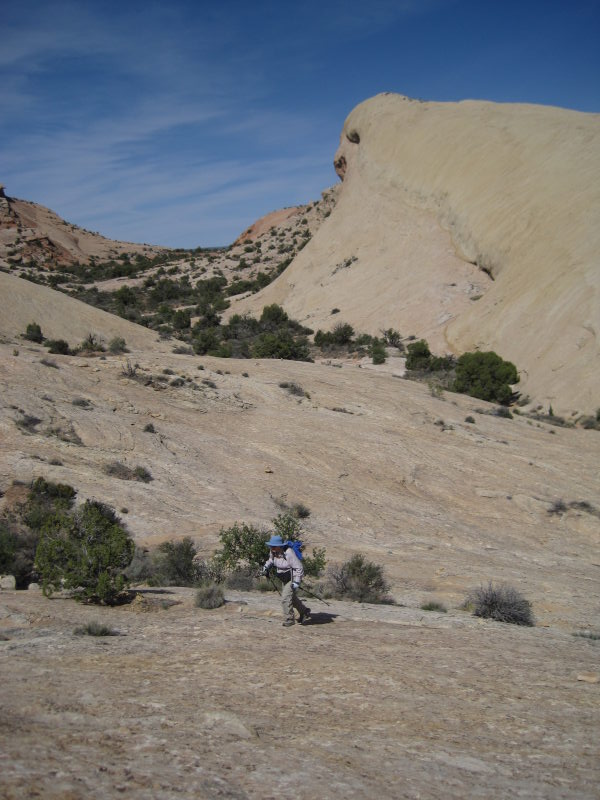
298, 583, 331, 607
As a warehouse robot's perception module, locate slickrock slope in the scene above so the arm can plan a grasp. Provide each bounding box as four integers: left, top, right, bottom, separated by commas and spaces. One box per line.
1, 587, 599, 800
0, 271, 164, 350
0, 185, 164, 269
232, 94, 600, 414
1, 276, 598, 631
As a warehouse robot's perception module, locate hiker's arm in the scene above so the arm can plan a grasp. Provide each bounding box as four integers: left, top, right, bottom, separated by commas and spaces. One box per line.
286, 548, 304, 584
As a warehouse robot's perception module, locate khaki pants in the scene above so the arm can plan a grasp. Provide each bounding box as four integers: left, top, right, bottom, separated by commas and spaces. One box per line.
281, 581, 309, 622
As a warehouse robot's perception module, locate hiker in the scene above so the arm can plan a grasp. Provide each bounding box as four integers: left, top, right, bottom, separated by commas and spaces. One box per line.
261, 535, 311, 627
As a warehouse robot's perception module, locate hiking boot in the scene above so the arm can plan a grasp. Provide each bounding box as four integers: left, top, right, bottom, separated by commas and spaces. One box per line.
299, 608, 311, 624
282, 619, 295, 627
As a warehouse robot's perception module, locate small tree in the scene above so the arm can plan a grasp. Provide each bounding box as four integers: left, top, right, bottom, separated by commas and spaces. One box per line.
214, 522, 268, 572
35, 500, 134, 604
453, 351, 518, 404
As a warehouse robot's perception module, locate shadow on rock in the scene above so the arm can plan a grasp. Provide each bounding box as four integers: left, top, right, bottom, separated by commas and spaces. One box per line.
303, 612, 337, 625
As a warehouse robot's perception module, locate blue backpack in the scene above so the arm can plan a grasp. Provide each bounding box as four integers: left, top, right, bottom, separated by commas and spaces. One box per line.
284, 540, 303, 560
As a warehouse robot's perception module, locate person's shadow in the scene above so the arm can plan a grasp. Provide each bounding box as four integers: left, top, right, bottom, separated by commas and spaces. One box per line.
303, 612, 337, 625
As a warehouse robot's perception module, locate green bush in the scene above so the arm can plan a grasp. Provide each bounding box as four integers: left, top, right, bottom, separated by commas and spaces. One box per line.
4, 479, 76, 581
466, 582, 533, 626
252, 331, 310, 360
154, 537, 199, 586
35, 500, 134, 604
214, 522, 268, 572
327, 553, 392, 603
108, 336, 128, 354
24, 322, 44, 343
370, 339, 386, 365
45, 339, 71, 355
405, 339, 432, 370
214, 514, 326, 578
453, 351, 518, 405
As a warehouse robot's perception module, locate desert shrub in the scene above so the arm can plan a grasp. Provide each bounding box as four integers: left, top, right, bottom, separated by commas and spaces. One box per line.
252, 331, 310, 360
466, 582, 534, 626
327, 553, 392, 603
370, 339, 387, 364
40, 358, 59, 368
493, 406, 513, 419
24, 322, 44, 343
45, 339, 71, 355
74, 621, 119, 636
215, 514, 326, 578
465, 415, 475, 424
382, 328, 403, 348
72, 397, 92, 408
125, 546, 157, 584
153, 537, 200, 586
35, 500, 134, 604
279, 381, 305, 396
78, 333, 105, 353
214, 522, 268, 572
143, 422, 156, 433
225, 568, 257, 591
421, 601, 447, 612
15, 413, 42, 433
103, 462, 152, 482
0, 522, 39, 589
405, 339, 432, 370
0, 478, 77, 589
108, 336, 128, 354
195, 582, 225, 609
453, 351, 518, 405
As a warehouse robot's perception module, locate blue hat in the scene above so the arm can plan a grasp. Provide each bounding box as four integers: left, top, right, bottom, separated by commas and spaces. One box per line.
266, 534, 285, 548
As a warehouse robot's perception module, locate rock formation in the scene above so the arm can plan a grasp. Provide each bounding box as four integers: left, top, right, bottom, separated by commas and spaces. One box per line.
232, 94, 600, 414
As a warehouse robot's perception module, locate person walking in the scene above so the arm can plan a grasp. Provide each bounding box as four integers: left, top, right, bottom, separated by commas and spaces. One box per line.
262, 535, 311, 626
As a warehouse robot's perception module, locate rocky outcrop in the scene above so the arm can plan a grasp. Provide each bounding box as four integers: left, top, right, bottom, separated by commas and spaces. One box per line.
234, 94, 600, 413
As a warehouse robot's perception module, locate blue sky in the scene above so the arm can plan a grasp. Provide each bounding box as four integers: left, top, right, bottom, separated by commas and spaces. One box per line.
2, 0, 599, 248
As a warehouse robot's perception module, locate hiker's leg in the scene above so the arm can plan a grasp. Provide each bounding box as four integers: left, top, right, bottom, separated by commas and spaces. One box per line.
281, 581, 295, 623
292, 588, 308, 615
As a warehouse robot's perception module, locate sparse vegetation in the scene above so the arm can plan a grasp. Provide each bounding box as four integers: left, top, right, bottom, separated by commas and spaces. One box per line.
108, 336, 128, 354
279, 381, 306, 397
195, 582, 225, 609
421, 601, 447, 612
74, 622, 119, 636
466, 582, 534, 626
103, 461, 153, 482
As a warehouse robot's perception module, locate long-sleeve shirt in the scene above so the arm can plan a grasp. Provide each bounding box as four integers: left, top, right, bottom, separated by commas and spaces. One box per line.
264, 547, 304, 584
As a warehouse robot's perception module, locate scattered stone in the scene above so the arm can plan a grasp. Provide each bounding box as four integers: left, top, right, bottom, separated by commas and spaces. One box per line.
0, 575, 16, 590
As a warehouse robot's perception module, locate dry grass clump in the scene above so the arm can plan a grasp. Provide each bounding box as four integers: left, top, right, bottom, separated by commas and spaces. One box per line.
103, 462, 153, 482
466, 582, 534, 626
74, 621, 119, 637
195, 583, 225, 609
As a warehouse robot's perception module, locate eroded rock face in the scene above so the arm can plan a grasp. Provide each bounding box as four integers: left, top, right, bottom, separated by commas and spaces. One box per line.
237, 93, 600, 412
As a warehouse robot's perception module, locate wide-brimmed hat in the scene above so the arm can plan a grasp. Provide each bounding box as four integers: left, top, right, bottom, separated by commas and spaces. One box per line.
266, 534, 285, 548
